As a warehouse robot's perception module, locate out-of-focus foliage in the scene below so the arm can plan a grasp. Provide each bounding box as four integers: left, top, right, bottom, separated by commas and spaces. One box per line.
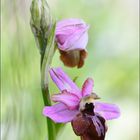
1, 0, 139, 140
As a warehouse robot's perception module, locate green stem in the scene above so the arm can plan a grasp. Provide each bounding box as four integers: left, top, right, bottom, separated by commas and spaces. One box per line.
41, 87, 56, 140
40, 23, 56, 140
41, 54, 56, 140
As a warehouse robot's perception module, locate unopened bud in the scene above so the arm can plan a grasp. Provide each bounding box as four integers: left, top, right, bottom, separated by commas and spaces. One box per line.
30, 0, 41, 29
40, 0, 52, 38
30, 0, 52, 52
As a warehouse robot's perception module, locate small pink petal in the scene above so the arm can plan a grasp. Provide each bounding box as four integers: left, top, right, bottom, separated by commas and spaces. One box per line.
43, 103, 78, 123
69, 30, 88, 50
94, 102, 120, 120
58, 27, 88, 51
56, 18, 87, 30
56, 25, 82, 35
52, 90, 80, 110
82, 78, 94, 97
49, 68, 81, 98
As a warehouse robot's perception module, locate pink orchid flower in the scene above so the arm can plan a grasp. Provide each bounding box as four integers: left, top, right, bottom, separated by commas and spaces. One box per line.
43, 68, 120, 138
55, 19, 89, 68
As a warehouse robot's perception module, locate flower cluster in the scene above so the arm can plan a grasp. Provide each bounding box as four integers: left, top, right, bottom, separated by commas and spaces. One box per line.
30, 4, 120, 139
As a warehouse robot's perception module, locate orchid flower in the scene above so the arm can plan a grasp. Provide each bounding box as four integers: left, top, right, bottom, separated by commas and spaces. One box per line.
55, 19, 89, 68
43, 68, 120, 139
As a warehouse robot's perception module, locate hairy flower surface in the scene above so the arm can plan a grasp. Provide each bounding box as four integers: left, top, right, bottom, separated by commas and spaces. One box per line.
43, 68, 120, 139
55, 19, 89, 68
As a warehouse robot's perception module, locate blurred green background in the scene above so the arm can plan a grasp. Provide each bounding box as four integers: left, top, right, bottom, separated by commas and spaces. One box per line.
1, 0, 139, 140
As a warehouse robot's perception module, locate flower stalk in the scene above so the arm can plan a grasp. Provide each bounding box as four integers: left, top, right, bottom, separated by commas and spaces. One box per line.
40, 23, 56, 140
30, 0, 56, 140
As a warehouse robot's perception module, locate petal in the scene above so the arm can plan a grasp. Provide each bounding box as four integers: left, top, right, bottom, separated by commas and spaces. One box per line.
67, 31, 88, 51
43, 103, 78, 123
56, 23, 88, 36
56, 18, 89, 52
56, 26, 81, 36
56, 18, 87, 30
49, 67, 81, 98
82, 78, 94, 97
94, 102, 121, 120
52, 90, 80, 110
58, 27, 89, 51
56, 19, 88, 40
56, 34, 68, 45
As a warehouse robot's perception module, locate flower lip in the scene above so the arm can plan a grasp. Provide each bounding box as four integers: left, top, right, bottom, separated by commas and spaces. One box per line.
59, 49, 87, 68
